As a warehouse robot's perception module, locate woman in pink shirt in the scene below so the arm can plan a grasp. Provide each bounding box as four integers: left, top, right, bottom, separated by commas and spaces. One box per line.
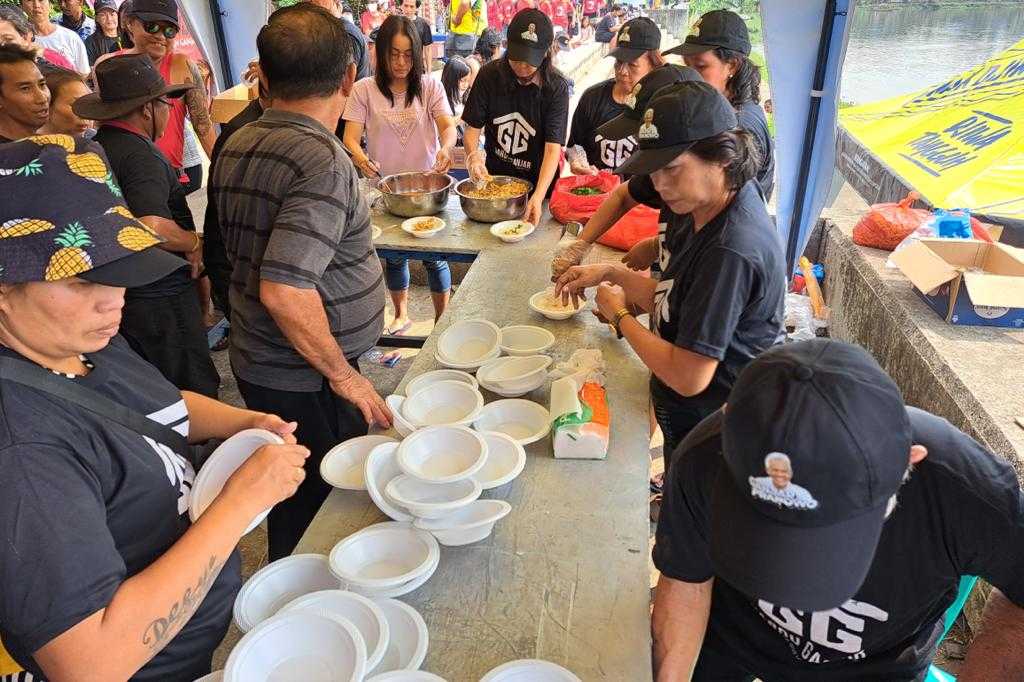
343, 15, 458, 335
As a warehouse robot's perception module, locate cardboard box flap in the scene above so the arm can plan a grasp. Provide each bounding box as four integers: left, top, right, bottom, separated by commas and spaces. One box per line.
962, 271, 1024, 309
890, 240, 961, 293
984, 243, 1024, 277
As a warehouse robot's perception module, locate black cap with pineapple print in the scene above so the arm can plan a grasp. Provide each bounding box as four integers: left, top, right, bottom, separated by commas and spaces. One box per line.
0, 135, 186, 287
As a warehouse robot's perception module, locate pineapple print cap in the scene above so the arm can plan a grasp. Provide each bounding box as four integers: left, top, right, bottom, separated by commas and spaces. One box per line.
0, 135, 188, 287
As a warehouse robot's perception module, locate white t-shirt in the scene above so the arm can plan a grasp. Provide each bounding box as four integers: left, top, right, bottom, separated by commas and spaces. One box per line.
34, 25, 89, 75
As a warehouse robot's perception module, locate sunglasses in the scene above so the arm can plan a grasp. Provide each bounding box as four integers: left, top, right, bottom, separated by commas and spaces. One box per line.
142, 21, 178, 39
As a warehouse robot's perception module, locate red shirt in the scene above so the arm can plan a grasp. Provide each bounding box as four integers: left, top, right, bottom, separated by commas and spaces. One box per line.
551, 0, 570, 29
537, 0, 553, 18
487, 1, 501, 29
113, 49, 187, 171
582, 0, 599, 15
515, 0, 535, 14
40, 48, 75, 71
499, 0, 517, 27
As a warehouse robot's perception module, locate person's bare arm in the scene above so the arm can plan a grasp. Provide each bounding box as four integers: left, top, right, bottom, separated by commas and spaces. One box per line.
523, 142, 563, 225
959, 588, 1024, 681
617, 313, 719, 398
260, 281, 391, 427
185, 60, 216, 157
181, 391, 296, 444
139, 215, 201, 278
342, 120, 380, 178
652, 575, 713, 681
454, 0, 472, 25
33, 445, 309, 681
581, 181, 638, 242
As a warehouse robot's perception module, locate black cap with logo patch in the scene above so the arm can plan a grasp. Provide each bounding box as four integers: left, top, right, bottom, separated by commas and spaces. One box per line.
597, 64, 703, 141
664, 9, 751, 57
506, 9, 554, 68
713, 340, 913, 613
613, 80, 736, 176
608, 17, 661, 62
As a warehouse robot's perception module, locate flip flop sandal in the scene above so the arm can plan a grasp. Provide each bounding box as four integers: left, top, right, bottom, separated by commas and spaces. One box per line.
385, 320, 413, 336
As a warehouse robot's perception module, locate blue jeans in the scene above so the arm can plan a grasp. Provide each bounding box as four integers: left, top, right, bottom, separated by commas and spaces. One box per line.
385, 257, 451, 293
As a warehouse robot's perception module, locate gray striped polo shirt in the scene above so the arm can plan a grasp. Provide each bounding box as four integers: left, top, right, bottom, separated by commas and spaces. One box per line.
211, 109, 385, 392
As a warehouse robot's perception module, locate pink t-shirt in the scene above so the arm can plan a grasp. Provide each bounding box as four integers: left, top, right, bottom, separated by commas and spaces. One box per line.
343, 76, 452, 177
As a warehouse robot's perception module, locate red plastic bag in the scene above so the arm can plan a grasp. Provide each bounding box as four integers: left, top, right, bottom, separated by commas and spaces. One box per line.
597, 204, 661, 251
852, 192, 933, 251
549, 171, 660, 251
549, 171, 621, 223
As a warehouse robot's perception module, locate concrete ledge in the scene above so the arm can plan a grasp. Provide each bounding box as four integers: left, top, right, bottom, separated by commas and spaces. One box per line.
817, 186, 1024, 474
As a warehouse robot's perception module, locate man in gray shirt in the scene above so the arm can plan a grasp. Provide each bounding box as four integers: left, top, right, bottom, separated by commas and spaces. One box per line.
211, 2, 391, 560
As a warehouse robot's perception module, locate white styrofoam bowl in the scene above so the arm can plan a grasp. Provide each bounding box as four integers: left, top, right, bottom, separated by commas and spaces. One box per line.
397, 425, 488, 483
401, 216, 446, 238
224, 611, 366, 682
233, 553, 340, 633
476, 370, 547, 398
476, 355, 552, 392
489, 219, 535, 243
401, 380, 484, 428
365, 442, 415, 522
404, 369, 478, 397
436, 319, 500, 365
434, 346, 500, 371
385, 395, 417, 437
321, 434, 398, 491
348, 546, 439, 599
279, 589, 390, 672
499, 325, 556, 356
329, 523, 440, 588
474, 432, 526, 489
370, 598, 429, 674
385, 474, 482, 519
413, 499, 511, 546
528, 290, 584, 321
479, 659, 581, 682
367, 672, 446, 681
190, 428, 284, 534
473, 400, 551, 446
192, 672, 223, 682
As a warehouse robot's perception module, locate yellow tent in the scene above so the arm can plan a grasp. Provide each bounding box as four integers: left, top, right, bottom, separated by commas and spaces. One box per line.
840, 38, 1024, 221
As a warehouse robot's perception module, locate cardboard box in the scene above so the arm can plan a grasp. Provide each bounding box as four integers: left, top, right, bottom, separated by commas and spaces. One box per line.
211, 83, 258, 124
890, 239, 1024, 328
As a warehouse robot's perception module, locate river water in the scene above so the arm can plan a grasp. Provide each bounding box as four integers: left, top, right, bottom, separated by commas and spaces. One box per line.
839, 2, 1024, 104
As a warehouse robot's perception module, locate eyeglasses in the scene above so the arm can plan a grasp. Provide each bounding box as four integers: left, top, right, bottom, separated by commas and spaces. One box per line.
389, 49, 414, 63
142, 21, 178, 39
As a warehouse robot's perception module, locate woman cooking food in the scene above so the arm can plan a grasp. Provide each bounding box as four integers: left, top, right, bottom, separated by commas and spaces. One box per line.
552, 9, 776, 275
0, 136, 308, 681
554, 82, 786, 471
462, 8, 570, 226
343, 15, 458, 335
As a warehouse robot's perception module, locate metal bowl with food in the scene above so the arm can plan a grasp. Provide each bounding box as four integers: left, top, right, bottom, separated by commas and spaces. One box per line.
377, 172, 455, 218
455, 176, 533, 223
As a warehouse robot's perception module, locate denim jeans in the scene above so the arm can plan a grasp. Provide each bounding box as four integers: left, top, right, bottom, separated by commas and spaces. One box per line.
385, 257, 451, 293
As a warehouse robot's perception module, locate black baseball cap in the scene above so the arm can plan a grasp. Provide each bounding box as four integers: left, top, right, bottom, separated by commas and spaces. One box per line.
613, 80, 736, 176
597, 64, 703, 140
94, 0, 118, 13
130, 0, 179, 27
608, 17, 661, 61
506, 9, 553, 68
712, 340, 913, 613
665, 9, 751, 57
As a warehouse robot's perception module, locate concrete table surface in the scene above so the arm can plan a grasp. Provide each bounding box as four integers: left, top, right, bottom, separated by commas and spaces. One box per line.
295, 194, 655, 681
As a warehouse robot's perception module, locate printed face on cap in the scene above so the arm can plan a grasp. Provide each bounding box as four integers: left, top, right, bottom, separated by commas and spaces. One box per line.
748, 453, 819, 510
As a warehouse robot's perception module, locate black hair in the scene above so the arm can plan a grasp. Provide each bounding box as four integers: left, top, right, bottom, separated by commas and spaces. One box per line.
118, 0, 134, 48
440, 55, 470, 112
688, 128, 760, 191
43, 66, 86, 101
0, 6, 32, 38
258, 3, 353, 101
713, 47, 761, 106
474, 28, 501, 63
0, 42, 39, 88
374, 15, 423, 108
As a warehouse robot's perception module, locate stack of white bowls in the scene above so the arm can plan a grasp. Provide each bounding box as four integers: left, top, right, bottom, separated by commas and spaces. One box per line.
227, 553, 433, 680
330, 521, 441, 598
434, 319, 501, 370
396, 380, 484, 429
475, 355, 553, 397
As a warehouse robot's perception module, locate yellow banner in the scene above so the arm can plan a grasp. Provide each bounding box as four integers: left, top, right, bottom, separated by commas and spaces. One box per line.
840, 38, 1024, 219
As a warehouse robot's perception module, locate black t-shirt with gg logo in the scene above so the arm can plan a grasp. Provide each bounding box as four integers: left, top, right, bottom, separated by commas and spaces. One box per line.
654, 408, 1024, 680
0, 337, 241, 681
567, 79, 637, 172
462, 58, 570, 190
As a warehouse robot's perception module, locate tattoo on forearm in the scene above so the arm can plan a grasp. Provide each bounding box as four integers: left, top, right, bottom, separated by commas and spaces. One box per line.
141, 555, 224, 652
185, 61, 214, 139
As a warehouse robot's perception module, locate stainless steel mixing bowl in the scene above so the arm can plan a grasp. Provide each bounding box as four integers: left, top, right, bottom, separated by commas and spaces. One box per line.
377, 172, 455, 218
455, 176, 533, 223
